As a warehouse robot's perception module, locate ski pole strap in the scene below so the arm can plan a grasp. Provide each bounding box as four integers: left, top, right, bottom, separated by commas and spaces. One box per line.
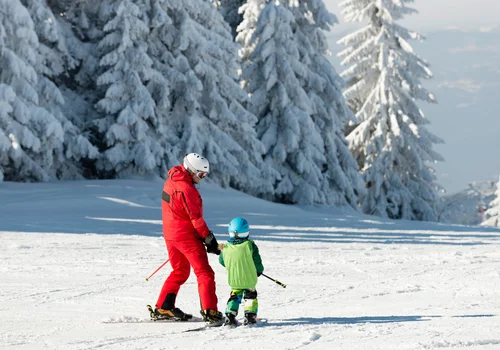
261, 273, 286, 288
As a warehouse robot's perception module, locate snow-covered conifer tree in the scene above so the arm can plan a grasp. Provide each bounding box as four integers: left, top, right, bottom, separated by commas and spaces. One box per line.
0, 0, 64, 181
292, 0, 365, 207
21, 0, 98, 179
58, 0, 107, 179
240, 3, 327, 204
338, 0, 443, 220
238, 1, 362, 206
94, 0, 164, 177
482, 176, 500, 227
0, 84, 16, 182
219, 0, 246, 39
146, 0, 273, 197
140, 0, 182, 176
235, 0, 265, 60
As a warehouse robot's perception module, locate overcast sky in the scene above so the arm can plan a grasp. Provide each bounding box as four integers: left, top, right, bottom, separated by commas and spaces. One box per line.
324, 0, 500, 34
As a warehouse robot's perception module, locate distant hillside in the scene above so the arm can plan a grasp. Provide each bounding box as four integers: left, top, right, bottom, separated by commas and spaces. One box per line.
439, 181, 496, 225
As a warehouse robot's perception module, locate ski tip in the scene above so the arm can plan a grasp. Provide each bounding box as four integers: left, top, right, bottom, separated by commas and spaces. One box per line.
184, 320, 225, 332
206, 320, 225, 328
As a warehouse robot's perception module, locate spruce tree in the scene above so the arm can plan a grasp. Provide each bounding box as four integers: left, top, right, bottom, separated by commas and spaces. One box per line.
219, 0, 246, 39
55, 0, 105, 178
339, 0, 443, 220
0, 0, 61, 181
291, 0, 365, 207
94, 0, 163, 177
147, 0, 273, 196
0, 84, 16, 182
235, 0, 265, 60
238, 1, 362, 206
22, 0, 98, 179
243, 3, 326, 204
482, 176, 500, 227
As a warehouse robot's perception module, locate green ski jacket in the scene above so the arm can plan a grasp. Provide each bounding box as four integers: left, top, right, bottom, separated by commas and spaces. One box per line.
219, 239, 264, 290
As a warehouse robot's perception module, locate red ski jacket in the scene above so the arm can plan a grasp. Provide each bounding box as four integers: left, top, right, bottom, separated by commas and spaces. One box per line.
161, 165, 211, 241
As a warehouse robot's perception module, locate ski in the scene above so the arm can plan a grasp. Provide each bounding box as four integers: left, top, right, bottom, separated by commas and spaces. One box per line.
183, 318, 267, 332
241, 317, 268, 328
240, 318, 267, 327
104, 318, 202, 324
183, 319, 225, 332
103, 307, 203, 324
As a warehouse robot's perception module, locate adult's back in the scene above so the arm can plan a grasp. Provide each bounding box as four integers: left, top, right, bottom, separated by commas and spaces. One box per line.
161, 165, 210, 241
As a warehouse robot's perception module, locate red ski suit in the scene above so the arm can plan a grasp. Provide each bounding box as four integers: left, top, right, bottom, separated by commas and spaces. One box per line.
156, 165, 218, 311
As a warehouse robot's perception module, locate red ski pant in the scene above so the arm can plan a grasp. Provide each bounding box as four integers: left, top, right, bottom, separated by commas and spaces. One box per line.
156, 239, 218, 311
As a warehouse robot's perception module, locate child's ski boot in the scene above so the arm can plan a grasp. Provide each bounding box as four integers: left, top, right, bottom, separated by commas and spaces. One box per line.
224, 313, 237, 328
243, 313, 257, 326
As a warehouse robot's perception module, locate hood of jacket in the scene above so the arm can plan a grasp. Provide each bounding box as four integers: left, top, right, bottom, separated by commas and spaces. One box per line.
168, 165, 192, 183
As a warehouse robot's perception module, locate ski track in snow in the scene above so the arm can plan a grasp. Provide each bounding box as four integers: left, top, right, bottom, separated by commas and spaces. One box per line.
1, 180, 500, 349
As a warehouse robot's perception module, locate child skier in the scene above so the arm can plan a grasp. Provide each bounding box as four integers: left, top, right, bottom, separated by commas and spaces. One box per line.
219, 217, 264, 326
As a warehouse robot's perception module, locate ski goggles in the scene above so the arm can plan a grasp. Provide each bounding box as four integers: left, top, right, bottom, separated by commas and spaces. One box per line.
229, 230, 249, 238
196, 171, 207, 179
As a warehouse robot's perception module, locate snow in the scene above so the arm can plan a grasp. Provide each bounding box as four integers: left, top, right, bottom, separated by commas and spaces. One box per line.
2, 178, 500, 349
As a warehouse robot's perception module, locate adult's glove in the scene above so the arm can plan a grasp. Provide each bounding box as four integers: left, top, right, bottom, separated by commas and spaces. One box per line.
257, 272, 262, 277
204, 231, 220, 255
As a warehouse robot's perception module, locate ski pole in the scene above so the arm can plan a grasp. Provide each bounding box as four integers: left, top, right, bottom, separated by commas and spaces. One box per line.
261, 273, 286, 288
145, 259, 170, 281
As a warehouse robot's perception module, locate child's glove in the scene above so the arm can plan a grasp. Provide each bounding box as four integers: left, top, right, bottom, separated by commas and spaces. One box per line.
257, 272, 262, 277
204, 231, 220, 255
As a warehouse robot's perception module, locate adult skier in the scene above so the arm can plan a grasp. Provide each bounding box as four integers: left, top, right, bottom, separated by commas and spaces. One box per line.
154, 153, 224, 324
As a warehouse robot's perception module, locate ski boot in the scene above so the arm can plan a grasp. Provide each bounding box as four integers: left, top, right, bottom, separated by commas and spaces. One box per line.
224, 313, 237, 327
149, 305, 192, 321
243, 312, 257, 326
201, 309, 225, 327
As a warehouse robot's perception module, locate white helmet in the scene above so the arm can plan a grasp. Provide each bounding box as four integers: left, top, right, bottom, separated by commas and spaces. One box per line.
183, 153, 210, 177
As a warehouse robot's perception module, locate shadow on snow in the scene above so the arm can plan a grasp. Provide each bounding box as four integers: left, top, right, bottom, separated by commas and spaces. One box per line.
266, 314, 496, 327
1, 180, 500, 246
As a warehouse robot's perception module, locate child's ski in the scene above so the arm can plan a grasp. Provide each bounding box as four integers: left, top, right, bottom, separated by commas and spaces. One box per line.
183, 318, 267, 332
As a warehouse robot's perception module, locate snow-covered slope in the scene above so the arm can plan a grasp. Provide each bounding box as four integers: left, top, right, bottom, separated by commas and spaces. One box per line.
2, 179, 500, 349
